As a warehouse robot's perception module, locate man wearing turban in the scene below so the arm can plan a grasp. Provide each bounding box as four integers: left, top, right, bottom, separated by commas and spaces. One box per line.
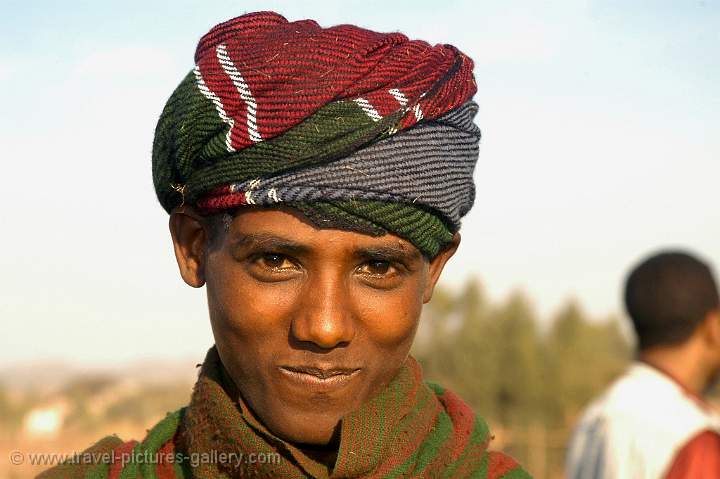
40, 12, 530, 479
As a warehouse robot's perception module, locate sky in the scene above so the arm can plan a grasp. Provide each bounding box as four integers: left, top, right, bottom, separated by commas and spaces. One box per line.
1, 0, 719, 365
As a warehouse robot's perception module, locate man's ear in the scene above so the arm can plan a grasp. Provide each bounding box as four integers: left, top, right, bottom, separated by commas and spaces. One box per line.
169, 206, 208, 288
422, 232, 461, 303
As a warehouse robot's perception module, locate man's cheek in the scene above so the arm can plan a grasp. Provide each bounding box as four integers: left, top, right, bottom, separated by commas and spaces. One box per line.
213, 281, 296, 334
370, 313, 419, 346
355, 293, 421, 344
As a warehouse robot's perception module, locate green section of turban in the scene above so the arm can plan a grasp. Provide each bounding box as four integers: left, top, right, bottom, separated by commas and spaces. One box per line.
292, 200, 454, 259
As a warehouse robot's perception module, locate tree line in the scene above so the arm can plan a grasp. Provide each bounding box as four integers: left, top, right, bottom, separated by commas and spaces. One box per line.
413, 277, 632, 429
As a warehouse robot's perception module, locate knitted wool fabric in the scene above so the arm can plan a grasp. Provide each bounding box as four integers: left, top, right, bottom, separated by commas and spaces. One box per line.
152, 11, 480, 258
39, 347, 531, 479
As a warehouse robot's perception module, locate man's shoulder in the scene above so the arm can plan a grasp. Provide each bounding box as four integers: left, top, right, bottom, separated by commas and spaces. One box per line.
36, 408, 185, 479
482, 451, 534, 479
425, 382, 533, 478
35, 435, 127, 479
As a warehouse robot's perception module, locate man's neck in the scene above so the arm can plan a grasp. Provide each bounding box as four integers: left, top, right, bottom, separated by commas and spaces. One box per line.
639, 344, 714, 397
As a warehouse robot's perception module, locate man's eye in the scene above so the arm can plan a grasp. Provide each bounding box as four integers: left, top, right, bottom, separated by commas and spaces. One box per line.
360, 260, 392, 275
259, 253, 294, 269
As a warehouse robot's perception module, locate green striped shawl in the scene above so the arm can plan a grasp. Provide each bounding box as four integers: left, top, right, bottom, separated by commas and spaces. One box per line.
38, 348, 531, 478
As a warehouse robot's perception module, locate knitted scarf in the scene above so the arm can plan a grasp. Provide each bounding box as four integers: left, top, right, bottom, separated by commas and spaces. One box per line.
40, 347, 530, 478
152, 11, 481, 258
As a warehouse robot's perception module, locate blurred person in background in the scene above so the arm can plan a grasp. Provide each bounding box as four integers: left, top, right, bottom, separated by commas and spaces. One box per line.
566, 250, 720, 479
39, 11, 530, 479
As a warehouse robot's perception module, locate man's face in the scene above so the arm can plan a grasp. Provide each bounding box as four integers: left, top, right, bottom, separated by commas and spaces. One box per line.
171, 207, 457, 446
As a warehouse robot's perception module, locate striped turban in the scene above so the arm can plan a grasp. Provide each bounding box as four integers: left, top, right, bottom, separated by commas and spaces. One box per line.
152, 11, 480, 257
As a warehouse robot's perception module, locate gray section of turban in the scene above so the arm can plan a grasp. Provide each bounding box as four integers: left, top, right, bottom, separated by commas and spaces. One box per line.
226, 101, 480, 229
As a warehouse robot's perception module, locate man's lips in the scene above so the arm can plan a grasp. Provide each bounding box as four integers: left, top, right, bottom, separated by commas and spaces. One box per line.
278, 365, 361, 390
282, 365, 360, 379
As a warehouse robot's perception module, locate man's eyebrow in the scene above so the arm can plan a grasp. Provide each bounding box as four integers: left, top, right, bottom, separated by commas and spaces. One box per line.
355, 245, 422, 262
232, 233, 311, 255
231, 233, 422, 261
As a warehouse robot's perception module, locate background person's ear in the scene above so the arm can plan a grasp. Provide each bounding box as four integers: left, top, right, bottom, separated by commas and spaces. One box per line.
169, 206, 208, 288
423, 232, 461, 303
703, 308, 720, 349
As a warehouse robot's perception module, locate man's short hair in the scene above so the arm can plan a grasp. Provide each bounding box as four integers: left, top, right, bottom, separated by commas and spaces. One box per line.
625, 250, 720, 350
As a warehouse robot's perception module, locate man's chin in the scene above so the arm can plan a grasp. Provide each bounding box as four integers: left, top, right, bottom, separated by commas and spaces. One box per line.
265, 409, 342, 446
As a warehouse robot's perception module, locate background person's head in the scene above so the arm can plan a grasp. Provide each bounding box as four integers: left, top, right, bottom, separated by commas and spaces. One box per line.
625, 250, 720, 356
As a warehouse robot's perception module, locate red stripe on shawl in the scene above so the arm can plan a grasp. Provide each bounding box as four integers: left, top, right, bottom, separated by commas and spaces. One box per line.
437, 388, 476, 462
367, 405, 443, 478
108, 440, 138, 479
156, 437, 178, 479
365, 365, 442, 478
486, 451, 521, 479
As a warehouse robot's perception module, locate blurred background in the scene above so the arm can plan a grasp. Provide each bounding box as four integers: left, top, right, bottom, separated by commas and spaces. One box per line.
1, 1, 718, 477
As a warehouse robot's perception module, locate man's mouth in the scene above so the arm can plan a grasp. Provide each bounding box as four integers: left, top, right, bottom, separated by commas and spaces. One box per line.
278, 365, 361, 390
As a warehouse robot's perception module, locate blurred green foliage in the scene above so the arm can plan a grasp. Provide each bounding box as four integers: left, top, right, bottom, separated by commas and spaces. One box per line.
414, 278, 631, 429
412, 278, 632, 476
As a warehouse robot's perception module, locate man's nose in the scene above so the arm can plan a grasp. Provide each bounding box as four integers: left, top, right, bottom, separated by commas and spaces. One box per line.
290, 273, 356, 349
